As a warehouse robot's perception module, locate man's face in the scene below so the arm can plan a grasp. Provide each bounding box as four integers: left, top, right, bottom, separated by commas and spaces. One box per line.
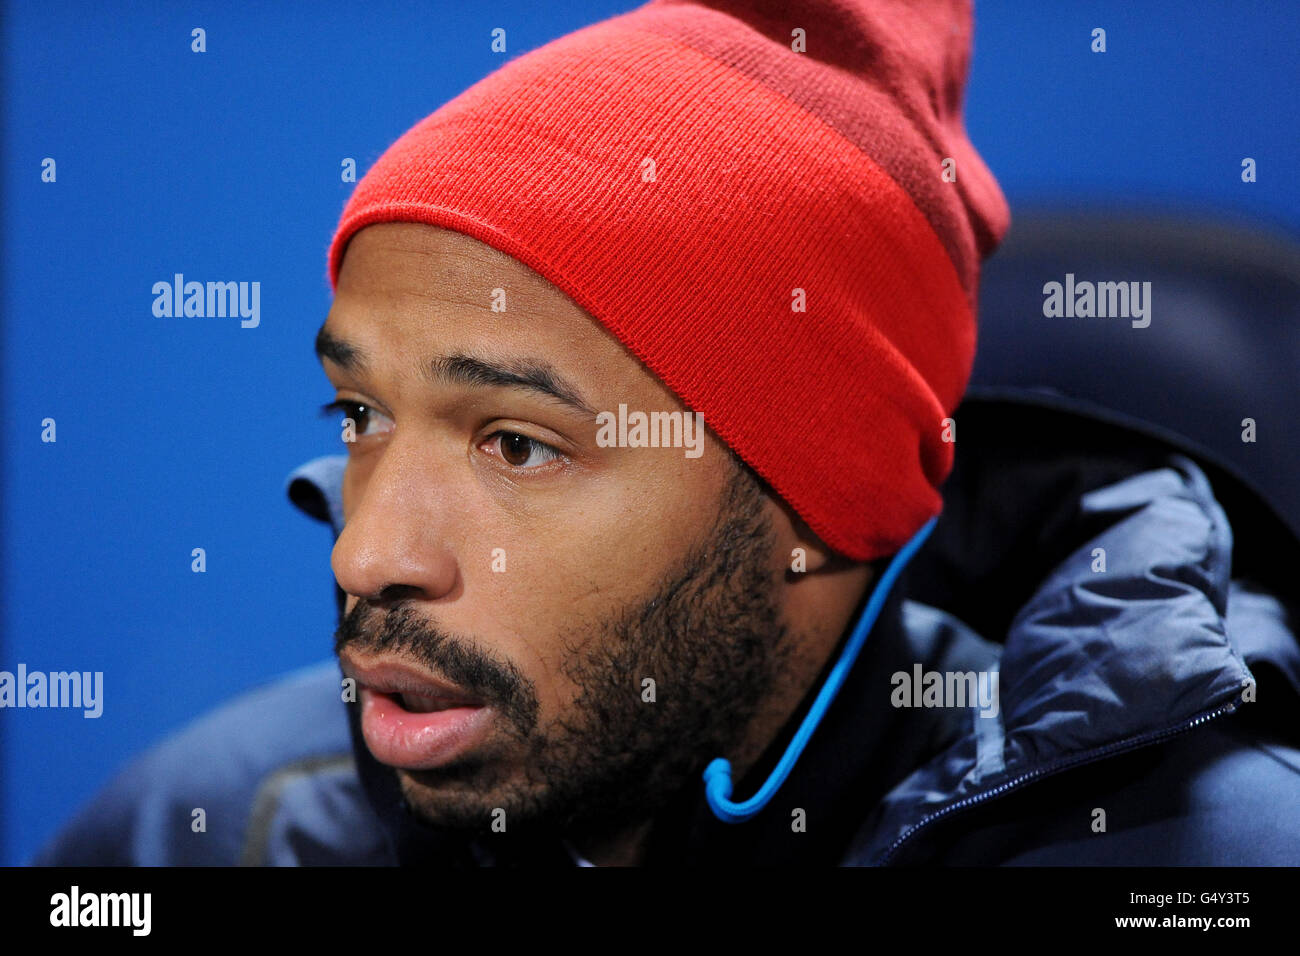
319, 223, 812, 839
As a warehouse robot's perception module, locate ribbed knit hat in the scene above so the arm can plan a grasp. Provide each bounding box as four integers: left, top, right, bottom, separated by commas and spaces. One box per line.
328, 0, 1009, 562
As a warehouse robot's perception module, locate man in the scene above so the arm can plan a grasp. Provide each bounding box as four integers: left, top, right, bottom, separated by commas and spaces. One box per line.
35, 0, 1300, 866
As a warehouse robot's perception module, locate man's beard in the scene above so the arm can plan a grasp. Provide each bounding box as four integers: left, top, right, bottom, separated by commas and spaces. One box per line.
333, 461, 792, 840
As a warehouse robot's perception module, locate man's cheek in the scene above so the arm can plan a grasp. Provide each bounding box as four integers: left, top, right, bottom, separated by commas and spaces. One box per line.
472, 535, 612, 613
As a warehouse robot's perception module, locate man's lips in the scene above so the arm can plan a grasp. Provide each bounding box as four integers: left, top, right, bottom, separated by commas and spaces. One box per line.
340, 652, 494, 771
341, 653, 485, 707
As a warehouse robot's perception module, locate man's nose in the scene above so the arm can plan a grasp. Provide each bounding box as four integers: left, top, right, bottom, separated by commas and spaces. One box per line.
331, 438, 460, 604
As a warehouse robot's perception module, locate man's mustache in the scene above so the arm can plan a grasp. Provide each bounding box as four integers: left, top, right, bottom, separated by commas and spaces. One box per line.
333, 600, 539, 736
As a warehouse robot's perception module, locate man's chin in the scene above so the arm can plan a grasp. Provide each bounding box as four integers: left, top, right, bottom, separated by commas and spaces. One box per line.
394, 760, 622, 837
391, 761, 534, 831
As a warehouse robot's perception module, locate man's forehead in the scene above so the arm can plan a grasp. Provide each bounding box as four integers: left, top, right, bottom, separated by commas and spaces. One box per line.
337, 222, 567, 313
328, 223, 655, 396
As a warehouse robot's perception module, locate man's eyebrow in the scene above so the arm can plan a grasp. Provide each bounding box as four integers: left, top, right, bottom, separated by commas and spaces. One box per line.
316, 325, 595, 416
427, 353, 596, 416
315, 324, 367, 374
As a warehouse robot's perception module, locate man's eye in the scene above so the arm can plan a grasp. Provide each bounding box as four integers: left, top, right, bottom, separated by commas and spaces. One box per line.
319, 399, 386, 438
486, 431, 563, 469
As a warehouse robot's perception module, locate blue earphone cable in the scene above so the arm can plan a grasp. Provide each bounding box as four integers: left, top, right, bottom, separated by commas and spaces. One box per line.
703, 514, 938, 823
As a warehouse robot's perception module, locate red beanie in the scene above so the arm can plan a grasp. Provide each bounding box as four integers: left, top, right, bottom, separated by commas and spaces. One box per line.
328, 0, 1009, 562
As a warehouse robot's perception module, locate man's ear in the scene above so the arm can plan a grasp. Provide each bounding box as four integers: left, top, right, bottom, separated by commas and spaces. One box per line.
770, 494, 845, 578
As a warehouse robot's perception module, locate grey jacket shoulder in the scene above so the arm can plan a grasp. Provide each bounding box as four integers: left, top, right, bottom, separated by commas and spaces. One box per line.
32, 659, 391, 866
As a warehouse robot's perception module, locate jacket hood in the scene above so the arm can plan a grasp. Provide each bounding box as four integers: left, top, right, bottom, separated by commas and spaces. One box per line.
285, 388, 1300, 864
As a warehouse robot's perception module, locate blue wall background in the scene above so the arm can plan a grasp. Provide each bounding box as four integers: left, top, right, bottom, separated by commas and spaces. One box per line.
2, 0, 1297, 865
